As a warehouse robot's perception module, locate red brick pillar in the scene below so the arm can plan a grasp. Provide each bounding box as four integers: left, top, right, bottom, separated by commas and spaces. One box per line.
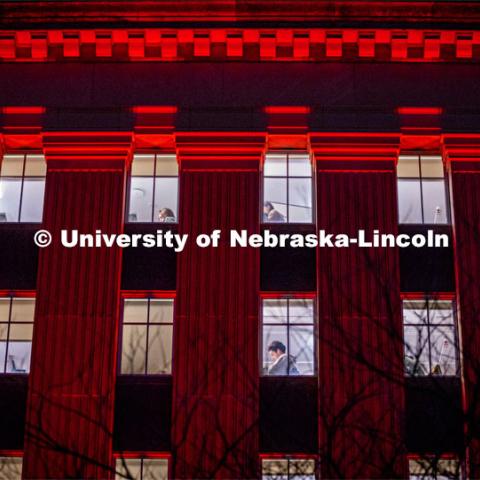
23, 133, 133, 479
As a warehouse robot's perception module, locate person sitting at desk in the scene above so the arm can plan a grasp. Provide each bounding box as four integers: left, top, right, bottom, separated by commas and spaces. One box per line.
158, 208, 176, 223
267, 340, 299, 375
263, 201, 286, 223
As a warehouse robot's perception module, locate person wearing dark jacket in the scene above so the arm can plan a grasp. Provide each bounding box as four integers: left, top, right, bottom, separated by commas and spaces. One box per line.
267, 340, 300, 375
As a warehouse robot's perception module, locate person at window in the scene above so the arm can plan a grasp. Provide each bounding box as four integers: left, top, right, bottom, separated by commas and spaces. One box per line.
158, 208, 176, 223
404, 354, 427, 376
263, 201, 285, 223
267, 340, 299, 375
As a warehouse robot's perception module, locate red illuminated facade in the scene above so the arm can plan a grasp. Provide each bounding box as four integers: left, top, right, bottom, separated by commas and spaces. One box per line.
0, 2, 480, 479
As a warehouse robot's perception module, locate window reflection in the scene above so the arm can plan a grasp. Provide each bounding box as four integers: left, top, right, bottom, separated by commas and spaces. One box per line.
120, 298, 174, 375
262, 298, 315, 376
115, 457, 168, 480
403, 299, 458, 377
0, 456, 22, 480
0, 154, 46, 223
397, 155, 449, 225
262, 458, 316, 480
408, 457, 461, 480
127, 154, 178, 223
263, 153, 313, 224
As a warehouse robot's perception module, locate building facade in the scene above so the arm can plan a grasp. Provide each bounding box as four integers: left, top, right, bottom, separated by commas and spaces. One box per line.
0, 1, 480, 479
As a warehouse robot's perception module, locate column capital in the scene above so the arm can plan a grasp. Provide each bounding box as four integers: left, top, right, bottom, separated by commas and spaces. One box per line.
175, 132, 267, 170
443, 133, 480, 172
310, 132, 401, 171
42, 132, 134, 170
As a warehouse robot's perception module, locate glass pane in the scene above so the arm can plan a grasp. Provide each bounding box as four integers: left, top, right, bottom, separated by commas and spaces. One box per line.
143, 459, 169, 480
420, 155, 444, 178
290, 326, 314, 375
264, 154, 287, 177
288, 154, 311, 177
262, 459, 289, 479
24, 154, 46, 176
6, 336, 32, 373
263, 178, 287, 222
263, 325, 288, 375
0, 155, 24, 177
121, 325, 147, 374
428, 300, 454, 325
156, 154, 178, 176
289, 459, 316, 477
128, 177, 154, 222
421, 180, 448, 224
9, 323, 33, 340
10, 298, 35, 323
0, 341, 6, 373
0, 178, 22, 222
0, 299, 10, 322
115, 458, 142, 480
154, 178, 178, 223
398, 179, 422, 223
123, 299, 148, 324
289, 299, 314, 324
404, 325, 430, 376
288, 178, 312, 223
149, 299, 174, 324
397, 155, 420, 178
20, 178, 45, 222
131, 154, 155, 176
0, 457, 23, 480
0, 324, 7, 340
263, 299, 288, 324
430, 326, 457, 376
147, 325, 173, 374
403, 301, 428, 325
409, 458, 461, 480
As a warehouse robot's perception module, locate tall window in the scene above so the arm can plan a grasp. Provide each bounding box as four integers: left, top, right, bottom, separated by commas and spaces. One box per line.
261, 297, 315, 376
262, 153, 313, 223
397, 154, 449, 224
262, 457, 316, 480
0, 456, 22, 479
120, 297, 174, 375
0, 297, 35, 374
408, 457, 461, 480
403, 299, 459, 376
115, 457, 168, 480
127, 154, 178, 223
0, 154, 46, 222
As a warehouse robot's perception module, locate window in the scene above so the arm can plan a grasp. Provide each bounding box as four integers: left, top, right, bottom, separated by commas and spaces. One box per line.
0, 297, 35, 374
261, 297, 315, 376
397, 154, 449, 224
127, 154, 178, 223
120, 297, 174, 375
262, 457, 317, 480
262, 153, 313, 223
0, 456, 22, 480
0, 154, 46, 222
115, 457, 168, 480
403, 299, 459, 376
408, 457, 461, 480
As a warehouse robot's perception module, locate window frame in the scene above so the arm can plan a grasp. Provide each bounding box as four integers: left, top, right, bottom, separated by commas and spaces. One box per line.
401, 293, 460, 378
261, 151, 316, 225
0, 451, 23, 480
0, 152, 46, 223
260, 292, 317, 377
397, 152, 451, 225
407, 454, 464, 480
118, 291, 176, 376
114, 452, 171, 480
260, 453, 319, 480
126, 151, 179, 224
0, 292, 36, 375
